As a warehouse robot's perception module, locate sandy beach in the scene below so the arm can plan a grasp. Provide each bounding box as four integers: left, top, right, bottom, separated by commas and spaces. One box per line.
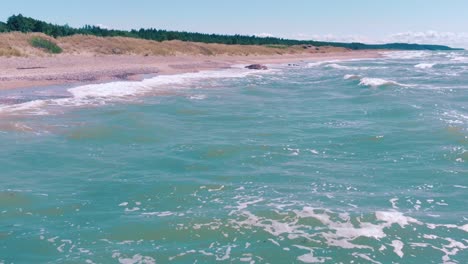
0, 50, 381, 90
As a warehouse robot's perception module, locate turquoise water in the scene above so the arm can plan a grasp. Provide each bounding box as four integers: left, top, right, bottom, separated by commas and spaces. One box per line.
0, 51, 467, 263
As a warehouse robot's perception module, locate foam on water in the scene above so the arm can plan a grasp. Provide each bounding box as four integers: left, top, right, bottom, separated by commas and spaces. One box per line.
1, 50, 467, 262
326, 63, 371, 71
69, 68, 257, 99
0, 100, 49, 115
185, 190, 468, 263
0, 68, 264, 116
358, 77, 404, 88
343, 74, 361, 80
415, 63, 436, 69
382, 51, 432, 59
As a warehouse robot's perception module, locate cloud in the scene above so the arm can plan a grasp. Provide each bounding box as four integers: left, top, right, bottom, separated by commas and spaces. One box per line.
96, 23, 112, 30
290, 33, 373, 43
289, 31, 468, 49
255, 32, 274, 38
387, 31, 468, 48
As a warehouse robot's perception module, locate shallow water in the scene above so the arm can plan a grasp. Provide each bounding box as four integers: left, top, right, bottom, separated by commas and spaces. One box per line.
0, 51, 467, 263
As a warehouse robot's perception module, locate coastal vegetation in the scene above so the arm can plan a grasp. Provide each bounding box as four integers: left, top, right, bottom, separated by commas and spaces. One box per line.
0, 21, 8, 32
2, 32, 341, 57
1, 14, 459, 51
29, 36, 62, 53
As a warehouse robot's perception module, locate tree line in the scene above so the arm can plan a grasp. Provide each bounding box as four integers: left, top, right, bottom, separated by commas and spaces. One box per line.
0, 14, 458, 50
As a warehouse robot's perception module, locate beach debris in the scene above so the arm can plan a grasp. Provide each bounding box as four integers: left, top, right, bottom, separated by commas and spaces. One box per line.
245, 64, 268, 70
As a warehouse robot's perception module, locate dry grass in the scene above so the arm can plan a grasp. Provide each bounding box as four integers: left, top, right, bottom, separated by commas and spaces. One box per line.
0, 33, 25, 56
0, 32, 348, 57
0, 32, 62, 56
58, 34, 310, 56
0, 46, 22, 57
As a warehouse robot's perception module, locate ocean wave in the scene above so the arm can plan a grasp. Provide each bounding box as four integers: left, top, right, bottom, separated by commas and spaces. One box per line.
447, 53, 468, 62
326, 63, 371, 70
0, 100, 49, 115
188, 94, 207, 100
415, 63, 436, 69
306, 61, 329, 68
451, 57, 468, 62
382, 51, 432, 59
358, 77, 404, 88
0, 68, 264, 115
68, 69, 257, 99
343, 74, 361, 80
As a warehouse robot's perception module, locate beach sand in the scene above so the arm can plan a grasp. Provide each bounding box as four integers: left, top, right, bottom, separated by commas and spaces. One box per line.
0, 50, 381, 90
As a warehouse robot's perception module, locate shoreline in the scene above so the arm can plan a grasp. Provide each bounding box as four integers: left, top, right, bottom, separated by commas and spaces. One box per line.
0, 50, 382, 91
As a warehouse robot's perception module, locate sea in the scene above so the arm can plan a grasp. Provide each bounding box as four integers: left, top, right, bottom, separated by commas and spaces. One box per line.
0, 50, 467, 263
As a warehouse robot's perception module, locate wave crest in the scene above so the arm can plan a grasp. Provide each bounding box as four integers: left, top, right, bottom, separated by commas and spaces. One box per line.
382, 51, 431, 59
327, 63, 371, 70
359, 77, 403, 88
343, 74, 361, 80
0, 68, 263, 115
414, 63, 436, 69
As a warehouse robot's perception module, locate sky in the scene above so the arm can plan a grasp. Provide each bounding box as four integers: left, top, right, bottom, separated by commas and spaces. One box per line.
2, 0, 468, 48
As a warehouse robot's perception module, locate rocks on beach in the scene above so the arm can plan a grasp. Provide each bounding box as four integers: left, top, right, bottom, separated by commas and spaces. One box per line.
245, 64, 268, 70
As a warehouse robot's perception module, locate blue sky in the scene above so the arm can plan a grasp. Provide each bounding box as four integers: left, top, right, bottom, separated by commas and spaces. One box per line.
2, 0, 468, 47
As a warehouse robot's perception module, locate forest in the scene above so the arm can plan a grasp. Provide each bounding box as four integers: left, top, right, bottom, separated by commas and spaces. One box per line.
0, 14, 459, 50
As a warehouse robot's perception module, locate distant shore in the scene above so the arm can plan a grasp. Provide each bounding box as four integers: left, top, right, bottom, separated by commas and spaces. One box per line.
0, 50, 382, 90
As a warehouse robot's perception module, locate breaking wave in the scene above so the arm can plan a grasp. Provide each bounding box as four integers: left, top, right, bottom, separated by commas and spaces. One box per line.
0, 68, 266, 115
415, 63, 436, 69
326, 64, 370, 70
343, 74, 361, 80
358, 77, 404, 88
382, 51, 432, 59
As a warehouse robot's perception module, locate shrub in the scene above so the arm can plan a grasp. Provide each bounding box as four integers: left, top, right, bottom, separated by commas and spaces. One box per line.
0, 22, 8, 32
29, 36, 62, 53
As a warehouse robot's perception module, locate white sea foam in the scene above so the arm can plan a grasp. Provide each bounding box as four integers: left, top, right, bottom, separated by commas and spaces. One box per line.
343, 74, 361, 80
382, 51, 431, 59
293, 245, 330, 263
415, 63, 436, 69
450, 56, 468, 62
358, 77, 403, 88
391, 240, 404, 258
305, 59, 352, 68
188, 94, 207, 100
352, 253, 382, 264
111, 252, 156, 264
375, 211, 422, 227
326, 63, 371, 70
68, 69, 255, 99
141, 211, 176, 217
0, 68, 263, 116
0, 100, 49, 115
306, 61, 329, 68
210, 190, 468, 262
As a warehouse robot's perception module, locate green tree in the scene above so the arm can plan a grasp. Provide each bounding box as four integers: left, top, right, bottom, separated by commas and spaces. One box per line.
0, 21, 8, 32
1, 14, 459, 51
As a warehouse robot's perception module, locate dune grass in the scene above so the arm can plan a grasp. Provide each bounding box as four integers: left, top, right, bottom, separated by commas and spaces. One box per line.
0, 47, 21, 57
29, 36, 62, 54
0, 32, 347, 57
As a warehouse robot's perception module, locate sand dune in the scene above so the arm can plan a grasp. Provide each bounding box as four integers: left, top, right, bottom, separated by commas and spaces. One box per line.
0, 32, 349, 57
